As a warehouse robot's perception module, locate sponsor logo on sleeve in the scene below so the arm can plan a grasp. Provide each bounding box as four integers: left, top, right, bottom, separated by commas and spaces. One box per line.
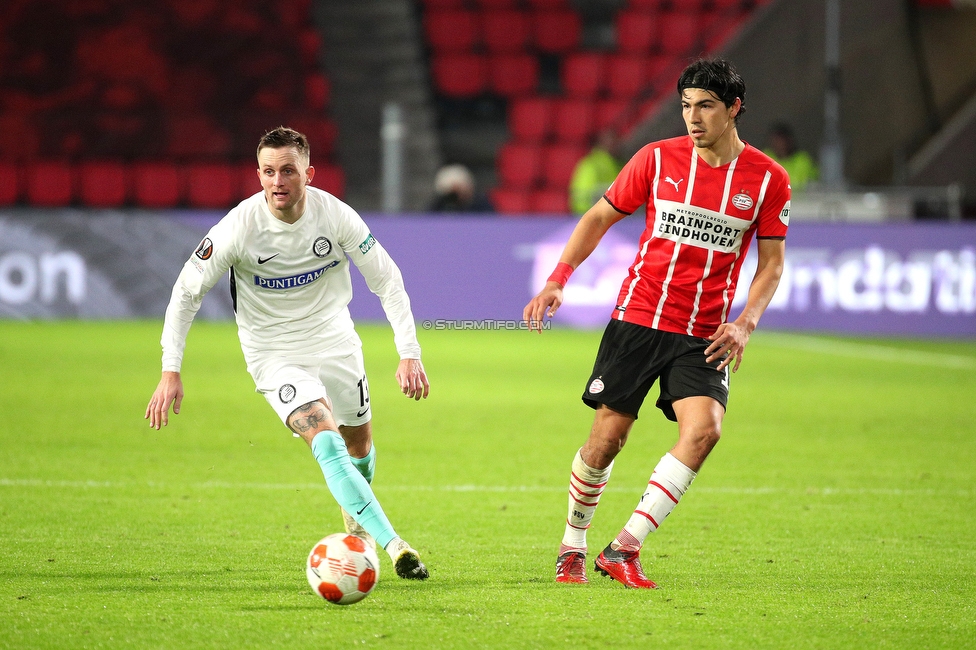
194, 238, 213, 260
779, 201, 791, 226
359, 233, 376, 255
312, 237, 332, 258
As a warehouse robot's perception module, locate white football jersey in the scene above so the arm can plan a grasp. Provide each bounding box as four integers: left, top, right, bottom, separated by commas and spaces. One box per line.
161, 187, 421, 372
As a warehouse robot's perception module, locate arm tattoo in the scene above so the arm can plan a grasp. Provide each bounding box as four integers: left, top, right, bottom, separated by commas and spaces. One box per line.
288, 401, 329, 435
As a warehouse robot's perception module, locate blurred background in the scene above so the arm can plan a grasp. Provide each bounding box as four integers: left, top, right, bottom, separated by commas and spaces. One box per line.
3, 0, 976, 215
0, 0, 974, 335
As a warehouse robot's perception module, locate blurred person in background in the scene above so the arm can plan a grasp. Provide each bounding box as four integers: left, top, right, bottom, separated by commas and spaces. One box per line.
145, 126, 431, 581
764, 122, 818, 191
569, 129, 623, 216
525, 59, 790, 589
429, 163, 494, 212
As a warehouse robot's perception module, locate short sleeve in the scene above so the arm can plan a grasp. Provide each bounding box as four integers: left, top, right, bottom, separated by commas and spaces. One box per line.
756, 164, 791, 239
603, 144, 655, 215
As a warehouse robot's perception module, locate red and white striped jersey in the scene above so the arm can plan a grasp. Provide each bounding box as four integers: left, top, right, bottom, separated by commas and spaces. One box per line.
603, 136, 790, 337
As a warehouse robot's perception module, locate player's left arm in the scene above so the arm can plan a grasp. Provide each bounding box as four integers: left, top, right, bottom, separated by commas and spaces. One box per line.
705, 237, 785, 373
337, 206, 429, 400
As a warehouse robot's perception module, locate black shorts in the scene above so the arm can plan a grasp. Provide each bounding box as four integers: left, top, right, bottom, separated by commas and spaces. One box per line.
581, 320, 730, 422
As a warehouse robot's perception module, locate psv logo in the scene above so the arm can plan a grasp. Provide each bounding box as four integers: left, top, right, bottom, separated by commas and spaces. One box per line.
731, 192, 754, 210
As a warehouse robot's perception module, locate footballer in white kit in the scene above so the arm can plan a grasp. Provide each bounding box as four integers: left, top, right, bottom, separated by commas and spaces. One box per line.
147, 127, 430, 581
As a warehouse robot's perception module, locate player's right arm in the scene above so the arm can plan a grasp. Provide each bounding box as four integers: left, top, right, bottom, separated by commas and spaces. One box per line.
523, 198, 627, 332
146, 217, 241, 428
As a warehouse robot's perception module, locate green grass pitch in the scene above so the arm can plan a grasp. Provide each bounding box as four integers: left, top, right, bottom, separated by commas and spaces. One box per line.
1, 320, 975, 649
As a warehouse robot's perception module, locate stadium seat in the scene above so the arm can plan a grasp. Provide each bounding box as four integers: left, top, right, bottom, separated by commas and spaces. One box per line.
132, 162, 182, 208
595, 98, 629, 132
540, 143, 587, 188
531, 9, 582, 54
238, 162, 261, 201
508, 97, 554, 142
289, 116, 338, 158
25, 161, 74, 207
497, 142, 543, 189
561, 52, 607, 98
490, 187, 530, 214
423, 9, 480, 52
420, 0, 466, 7
606, 54, 650, 98
0, 163, 20, 205
78, 161, 128, 207
187, 163, 237, 209
482, 10, 531, 52
165, 114, 233, 159
431, 54, 488, 98
304, 73, 331, 111
615, 10, 659, 54
313, 164, 345, 198
659, 10, 702, 54
552, 99, 596, 144
530, 186, 569, 213
524, 0, 571, 8
488, 53, 540, 97
474, 0, 519, 8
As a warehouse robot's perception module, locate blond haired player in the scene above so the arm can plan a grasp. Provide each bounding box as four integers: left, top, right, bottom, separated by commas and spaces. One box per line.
146, 127, 430, 580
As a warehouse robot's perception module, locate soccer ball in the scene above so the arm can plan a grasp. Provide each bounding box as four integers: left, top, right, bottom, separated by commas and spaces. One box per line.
306, 533, 380, 605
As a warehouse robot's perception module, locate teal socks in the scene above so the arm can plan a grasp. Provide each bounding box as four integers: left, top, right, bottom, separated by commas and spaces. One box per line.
349, 444, 376, 484
310, 431, 395, 549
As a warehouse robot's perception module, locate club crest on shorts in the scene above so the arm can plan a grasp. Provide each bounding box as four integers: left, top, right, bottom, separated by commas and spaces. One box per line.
313, 237, 332, 258
279, 384, 297, 404
588, 378, 605, 394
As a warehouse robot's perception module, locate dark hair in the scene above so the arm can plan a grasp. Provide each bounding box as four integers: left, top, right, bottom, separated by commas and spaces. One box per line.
257, 126, 310, 162
677, 58, 747, 122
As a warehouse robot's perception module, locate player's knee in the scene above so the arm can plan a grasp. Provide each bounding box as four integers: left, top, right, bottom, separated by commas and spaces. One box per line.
695, 424, 721, 452
287, 398, 337, 438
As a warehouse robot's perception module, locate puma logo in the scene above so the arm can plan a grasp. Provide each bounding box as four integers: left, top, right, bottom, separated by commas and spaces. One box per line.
665, 176, 684, 192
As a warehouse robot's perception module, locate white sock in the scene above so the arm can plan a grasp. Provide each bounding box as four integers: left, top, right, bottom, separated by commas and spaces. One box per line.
614, 453, 696, 552
559, 449, 613, 556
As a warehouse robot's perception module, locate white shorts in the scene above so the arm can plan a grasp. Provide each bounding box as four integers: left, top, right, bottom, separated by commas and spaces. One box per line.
249, 345, 372, 430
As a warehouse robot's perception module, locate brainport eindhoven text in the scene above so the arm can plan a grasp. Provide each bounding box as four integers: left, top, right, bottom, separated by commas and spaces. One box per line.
421, 319, 551, 330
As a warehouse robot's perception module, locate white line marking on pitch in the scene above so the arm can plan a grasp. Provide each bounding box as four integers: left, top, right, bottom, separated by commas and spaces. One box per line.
0, 478, 970, 497
757, 333, 976, 369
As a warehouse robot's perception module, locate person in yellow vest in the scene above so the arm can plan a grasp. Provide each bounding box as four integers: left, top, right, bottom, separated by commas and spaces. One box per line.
764, 122, 818, 191
569, 130, 623, 216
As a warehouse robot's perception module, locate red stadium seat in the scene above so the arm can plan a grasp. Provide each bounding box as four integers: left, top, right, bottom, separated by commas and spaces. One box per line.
508, 97, 554, 142
540, 143, 587, 188
431, 54, 488, 98
531, 9, 582, 54
132, 162, 182, 208
524, 0, 571, 8
78, 161, 128, 207
313, 164, 345, 198
482, 10, 531, 52
529, 186, 569, 213
615, 10, 659, 54
25, 161, 74, 207
187, 163, 237, 209
0, 163, 21, 205
594, 98, 629, 132
288, 116, 337, 158
552, 99, 596, 144
561, 52, 607, 98
606, 54, 650, 98
304, 73, 331, 111
488, 53, 540, 97
474, 0, 519, 8
420, 0, 466, 7
239, 162, 262, 200
659, 10, 703, 54
165, 114, 232, 159
423, 10, 480, 52
497, 141, 542, 189
490, 187, 530, 214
